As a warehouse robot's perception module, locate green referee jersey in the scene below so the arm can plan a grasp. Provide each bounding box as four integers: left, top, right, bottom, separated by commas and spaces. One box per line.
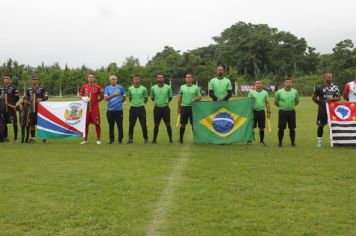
208, 77, 232, 99
127, 85, 148, 107
179, 84, 201, 106
248, 89, 269, 111
275, 88, 299, 111
150, 84, 172, 107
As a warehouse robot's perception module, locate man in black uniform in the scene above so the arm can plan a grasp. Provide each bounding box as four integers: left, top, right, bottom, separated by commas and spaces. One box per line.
312, 73, 341, 147
26, 75, 48, 143
1, 75, 20, 142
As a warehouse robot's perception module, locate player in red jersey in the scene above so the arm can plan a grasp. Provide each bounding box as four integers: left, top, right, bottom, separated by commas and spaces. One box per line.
80, 72, 104, 144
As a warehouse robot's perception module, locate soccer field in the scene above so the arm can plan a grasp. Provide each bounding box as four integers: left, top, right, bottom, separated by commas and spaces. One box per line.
0, 97, 355, 235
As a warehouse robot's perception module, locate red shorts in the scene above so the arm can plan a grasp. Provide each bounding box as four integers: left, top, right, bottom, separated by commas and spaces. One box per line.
86, 110, 101, 125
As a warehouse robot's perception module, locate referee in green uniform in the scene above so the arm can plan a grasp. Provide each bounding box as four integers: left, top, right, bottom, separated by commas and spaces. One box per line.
209, 66, 233, 101
248, 80, 271, 146
274, 78, 300, 147
177, 74, 201, 144
127, 75, 149, 144
150, 74, 173, 144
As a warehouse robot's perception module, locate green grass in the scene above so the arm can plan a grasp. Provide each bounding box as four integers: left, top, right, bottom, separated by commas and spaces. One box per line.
0, 97, 355, 235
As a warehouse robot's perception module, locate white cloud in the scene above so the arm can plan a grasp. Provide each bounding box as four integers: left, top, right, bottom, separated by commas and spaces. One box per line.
0, 0, 355, 68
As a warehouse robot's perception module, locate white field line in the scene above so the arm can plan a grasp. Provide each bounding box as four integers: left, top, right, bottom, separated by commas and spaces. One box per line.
146, 144, 190, 236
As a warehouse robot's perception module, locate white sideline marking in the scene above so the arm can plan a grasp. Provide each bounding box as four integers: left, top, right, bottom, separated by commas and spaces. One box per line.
146, 145, 190, 236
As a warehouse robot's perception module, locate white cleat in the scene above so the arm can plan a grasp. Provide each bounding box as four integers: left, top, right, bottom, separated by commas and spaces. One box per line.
80, 141, 87, 144
96, 141, 101, 145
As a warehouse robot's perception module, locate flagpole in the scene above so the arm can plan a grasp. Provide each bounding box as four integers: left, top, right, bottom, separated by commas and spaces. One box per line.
326, 102, 333, 147
33, 93, 36, 113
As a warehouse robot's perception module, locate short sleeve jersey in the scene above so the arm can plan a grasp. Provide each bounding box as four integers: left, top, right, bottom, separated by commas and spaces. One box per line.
80, 83, 103, 111
248, 89, 269, 111
179, 84, 201, 106
150, 84, 172, 107
275, 88, 299, 111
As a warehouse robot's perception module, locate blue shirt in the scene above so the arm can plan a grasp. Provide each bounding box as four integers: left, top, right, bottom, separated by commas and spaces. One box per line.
104, 85, 126, 111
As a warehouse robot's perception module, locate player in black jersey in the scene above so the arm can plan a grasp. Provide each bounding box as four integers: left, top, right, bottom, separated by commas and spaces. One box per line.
312, 73, 341, 147
1, 75, 20, 142
25, 75, 48, 143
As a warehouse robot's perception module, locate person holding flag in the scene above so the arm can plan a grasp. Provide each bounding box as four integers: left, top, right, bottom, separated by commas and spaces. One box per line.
80, 72, 104, 144
247, 80, 271, 146
177, 73, 201, 144
6, 96, 31, 143
26, 75, 48, 143
343, 74, 356, 102
274, 78, 300, 147
126, 75, 149, 144
312, 73, 341, 147
104, 75, 126, 144
209, 66, 233, 101
150, 74, 173, 144
1, 75, 20, 142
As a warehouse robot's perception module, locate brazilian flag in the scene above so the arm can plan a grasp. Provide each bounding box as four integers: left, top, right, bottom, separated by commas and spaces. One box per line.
192, 98, 254, 144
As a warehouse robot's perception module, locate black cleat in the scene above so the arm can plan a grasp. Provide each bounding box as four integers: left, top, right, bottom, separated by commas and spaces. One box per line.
151, 140, 157, 144
178, 140, 183, 144
144, 139, 148, 144
126, 139, 133, 144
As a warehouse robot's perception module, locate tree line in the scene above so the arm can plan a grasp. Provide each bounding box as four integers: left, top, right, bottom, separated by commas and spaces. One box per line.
1, 21, 355, 96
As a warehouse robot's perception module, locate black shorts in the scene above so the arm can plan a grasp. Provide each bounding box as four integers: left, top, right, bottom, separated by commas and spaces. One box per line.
29, 112, 38, 126
317, 107, 328, 126
253, 110, 265, 129
154, 106, 170, 124
129, 106, 147, 124
278, 110, 296, 129
3, 109, 18, 124
180, 106, 193, 125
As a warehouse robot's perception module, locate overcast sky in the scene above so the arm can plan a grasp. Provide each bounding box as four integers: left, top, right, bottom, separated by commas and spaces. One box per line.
1, 0, 355, 68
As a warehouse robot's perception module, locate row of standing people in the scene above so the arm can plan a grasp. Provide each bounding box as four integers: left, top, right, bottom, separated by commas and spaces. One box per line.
79, 67, 352, 147
1, 68, 355, 146
0, 75, 47, 143
249, 72, 354, 147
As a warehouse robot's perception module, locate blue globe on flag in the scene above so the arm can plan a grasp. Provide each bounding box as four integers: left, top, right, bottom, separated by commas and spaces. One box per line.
213, 112, 235, 134
335, 105, 351, 120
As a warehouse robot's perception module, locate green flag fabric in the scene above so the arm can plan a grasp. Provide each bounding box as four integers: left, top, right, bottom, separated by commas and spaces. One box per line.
192, 98, 254, 144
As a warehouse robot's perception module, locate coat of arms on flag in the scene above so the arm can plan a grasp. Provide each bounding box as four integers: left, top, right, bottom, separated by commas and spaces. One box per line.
37, 101, 87, 139
192, 98, 254, 144
326, 102, 356, 146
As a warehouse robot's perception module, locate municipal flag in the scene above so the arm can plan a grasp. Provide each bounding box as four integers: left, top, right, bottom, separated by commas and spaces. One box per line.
37, 101, 87, 139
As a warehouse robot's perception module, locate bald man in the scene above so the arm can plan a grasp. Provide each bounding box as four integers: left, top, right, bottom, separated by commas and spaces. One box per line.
312, 73, 341, 147
208, 66, 233, 101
